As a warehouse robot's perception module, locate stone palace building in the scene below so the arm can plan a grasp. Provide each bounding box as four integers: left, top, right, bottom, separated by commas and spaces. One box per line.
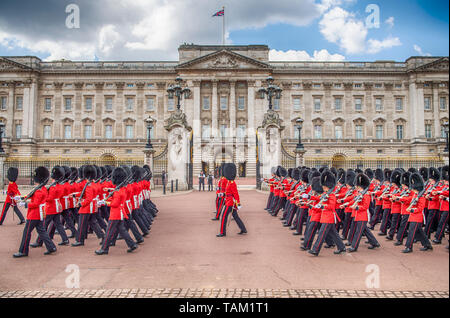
0, 44, 448, 179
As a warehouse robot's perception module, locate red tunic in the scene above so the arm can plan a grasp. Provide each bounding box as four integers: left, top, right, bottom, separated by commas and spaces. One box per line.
407, 195, 426, 223
225, 181, 240, 207
354, 193, 371, 222
319, 193, 337, 224
78, 183, 95, 214
107, 187, 127, 220
5, 182, 21, 206
45, 184, 63, 215
27, 187, 48, 221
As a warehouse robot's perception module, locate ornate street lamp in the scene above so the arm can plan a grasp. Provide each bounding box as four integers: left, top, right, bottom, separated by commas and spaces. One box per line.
145, 116, 155, 149
258, 76, 282, 110
167, 76, 191, 111
0, 122, 5, 153
444, 121, 449, 153
295, 117, 304, 150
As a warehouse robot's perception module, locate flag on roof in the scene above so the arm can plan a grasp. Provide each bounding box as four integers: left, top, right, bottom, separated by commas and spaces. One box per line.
212, 9, 224, 17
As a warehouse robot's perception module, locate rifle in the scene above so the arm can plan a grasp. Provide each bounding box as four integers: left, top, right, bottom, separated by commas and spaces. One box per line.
350, 188, 370, 209
20, 177, 49, 201
314, 188, 334, 210
101, 172, 136, 202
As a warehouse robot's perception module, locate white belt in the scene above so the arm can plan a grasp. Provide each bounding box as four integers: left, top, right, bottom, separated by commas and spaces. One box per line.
39, 204, 46, 221
63, 196, 70, 210
133, 195, 139, 209
55, 199, 63, 213
126, 200, 132, 213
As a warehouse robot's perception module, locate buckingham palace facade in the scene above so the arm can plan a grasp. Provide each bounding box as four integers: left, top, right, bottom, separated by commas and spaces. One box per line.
0, 44, 448, 178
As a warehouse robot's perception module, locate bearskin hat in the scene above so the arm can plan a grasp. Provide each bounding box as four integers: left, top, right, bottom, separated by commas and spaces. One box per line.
83, 165, 97, 181
51, 166, 65, 181
288, 168, 293, 178
112, 167, 127, 186
7, 167, 18, 182
292, 168, 301, 181
223, 163, 237, 181
375, 168, 384, 182
93, 165, 102, 180
121, 165, 132, 178
131, 165, 142, 181
311, 176, 323, 194
320, 170, 336, 189
401, 172, 411, 187
390, 169, 402, 187
105, 165, 113, 177
142, 165, 153, 180
364, 168, 374, 180
62, 166, 71, 180
355, 168, 363, 174
99, 166, 107, 179
78, 165, 85, 179
346, 170, 356, 187
355, 173, 370, 190
384, 169, 392, 182
309, 170, 321, 182
278, 166, 288, 178
337, 169, 346, 184
319, 166, 328, 174
419, 167, 429, 181
70, 167, 78, 181
330, 167, 338, 178
442, 165, 449, 181
33, 166, 49, 184
270, 166, 277, 175
301, 169, 310, 183
428, 167, 441, 182
409, 173, 425, 192
408, 167, 418, 174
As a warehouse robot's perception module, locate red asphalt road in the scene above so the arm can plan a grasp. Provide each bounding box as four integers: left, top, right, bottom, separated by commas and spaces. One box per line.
0, 190, 448, 292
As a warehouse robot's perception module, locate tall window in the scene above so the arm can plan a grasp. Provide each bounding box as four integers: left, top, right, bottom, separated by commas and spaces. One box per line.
375, 98, 383, 111
425, 124, 432, 138
126, 98, 134, 111
237, 125, 246, 141
105, 97, 113, 111
314, 125, 322, 139
355, 98, 362, 111
395, 98, 403, 111
396, 125, 404, 139
424, 97, 431, 110
202, 125, 210, 139
44, 98, 52, 111
84, 125, 92, 139
293, 97, 301, 111
441, 125, 446, 138
335, 126, 343, 139
43, 125, 51, 139
202, 96, 210, 110
0, 96, 7, 110
126, 125, 134, 139
15, 124, 22, 139
64, 125, 72, 139
220, 124, 227, 137
146, 97, 155, 111
168, 98, 174, 111
355, 125, 363, 139
220, 96, 228, 110
314, 98, 321, 111
440, 97, 447, 110
238, 96, 245, 110
334, 98, 342, 111
376, 125, 383, 139
105, 125, 113, 139
85, 97, 92, 111
273, 98, 280, 110
65, 98, 72, 111
15, 96, 23, 110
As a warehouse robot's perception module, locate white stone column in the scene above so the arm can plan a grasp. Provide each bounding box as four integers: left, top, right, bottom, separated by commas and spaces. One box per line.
7, 82, 15, 137
192, 81, 202, 175
0, 153, 6, 190
212, 80, 218, 138
432, 82, 441, 138
246, 81, 256, 176
409, 81, 425, 139
229, 80, 236, 139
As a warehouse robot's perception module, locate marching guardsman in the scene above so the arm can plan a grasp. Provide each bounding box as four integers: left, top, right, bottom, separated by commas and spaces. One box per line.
424, 167, 442, 238
213, 164, 227, 221
217, 163, 247, 237
334, 169, 347, 231
13, 167, 57, 257
377, 169, 393, 236
264, 167, 277, 211
0, 167, 25, 225
95, 167, 138, 255
346, 173, 380, 252
385, 169, 403, 240
59, 166, 78, 238
271, 166, 288, 217
308, 170, 346, 256
31, 166, 69, 247
292, 169, 313, 236
432, 165, 449, 244
402, 172, 433, 253
130, 166, 150, 236
369, 168, 385, 229
337, 170, 356, 240
300, 176, 323, 251
282, 168, 302, 227
392, 171, 414, 246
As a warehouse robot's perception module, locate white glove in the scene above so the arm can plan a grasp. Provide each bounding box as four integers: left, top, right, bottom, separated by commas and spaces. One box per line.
18, 201, 26, 207
13, 196, 22, 201
97, 200, 106, 206
301, 194, 309, 199
237, 205, 242, 210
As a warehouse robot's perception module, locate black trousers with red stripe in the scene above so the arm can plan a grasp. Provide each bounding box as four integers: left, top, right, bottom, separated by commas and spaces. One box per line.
266, 192, 274, 210
76, 214, 104, 243
369, 205, 383, 227
294, 208, 308, 234
351, 221, 379, 250
341, 212, 352, 238
434, 211, 449, 242
405, 222, 432, 250
19, 220, 56, 255
424, 209, 439, 238
36, 214, 68, 245
60, 209, 78, 237
271, 197, 286, 216
219, 206, 246, 236
215, 196, 225, 219
387, 213, 401, 237
0, 202, 25, 225
311, 223, 345, 254
396, 214, 409, 243
379, 208, 392, 234
102, 220, 136, 251
302, 221, 320, 250
347, 218, 357, 242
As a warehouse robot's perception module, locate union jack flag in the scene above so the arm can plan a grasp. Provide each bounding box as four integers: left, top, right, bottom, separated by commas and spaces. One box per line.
212, 9, 224, 17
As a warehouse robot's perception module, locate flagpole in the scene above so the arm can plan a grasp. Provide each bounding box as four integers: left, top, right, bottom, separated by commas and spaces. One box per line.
222, 6, 225, 45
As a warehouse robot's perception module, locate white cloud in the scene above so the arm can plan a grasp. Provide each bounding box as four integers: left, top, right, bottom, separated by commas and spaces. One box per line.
98, 25, 121, 55
367, 36, 401, 54
269, 49, 345, 61
385, 16, 394, 28
413, 44, 432, 56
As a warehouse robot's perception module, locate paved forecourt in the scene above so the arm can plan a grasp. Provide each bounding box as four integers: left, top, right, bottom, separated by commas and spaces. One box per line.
0, 190, 448, 294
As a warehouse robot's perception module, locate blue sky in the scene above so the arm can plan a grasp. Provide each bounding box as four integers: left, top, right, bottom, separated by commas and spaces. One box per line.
0, 0, 448, 62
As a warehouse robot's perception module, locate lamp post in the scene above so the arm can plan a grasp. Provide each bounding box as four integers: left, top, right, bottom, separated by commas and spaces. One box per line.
295, 118, 304, 150
258, 76, 282, 111
444, 121, 449, 153
145, 116, 154, 149
167, 76, 191, 111
0, 122, 5, 153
